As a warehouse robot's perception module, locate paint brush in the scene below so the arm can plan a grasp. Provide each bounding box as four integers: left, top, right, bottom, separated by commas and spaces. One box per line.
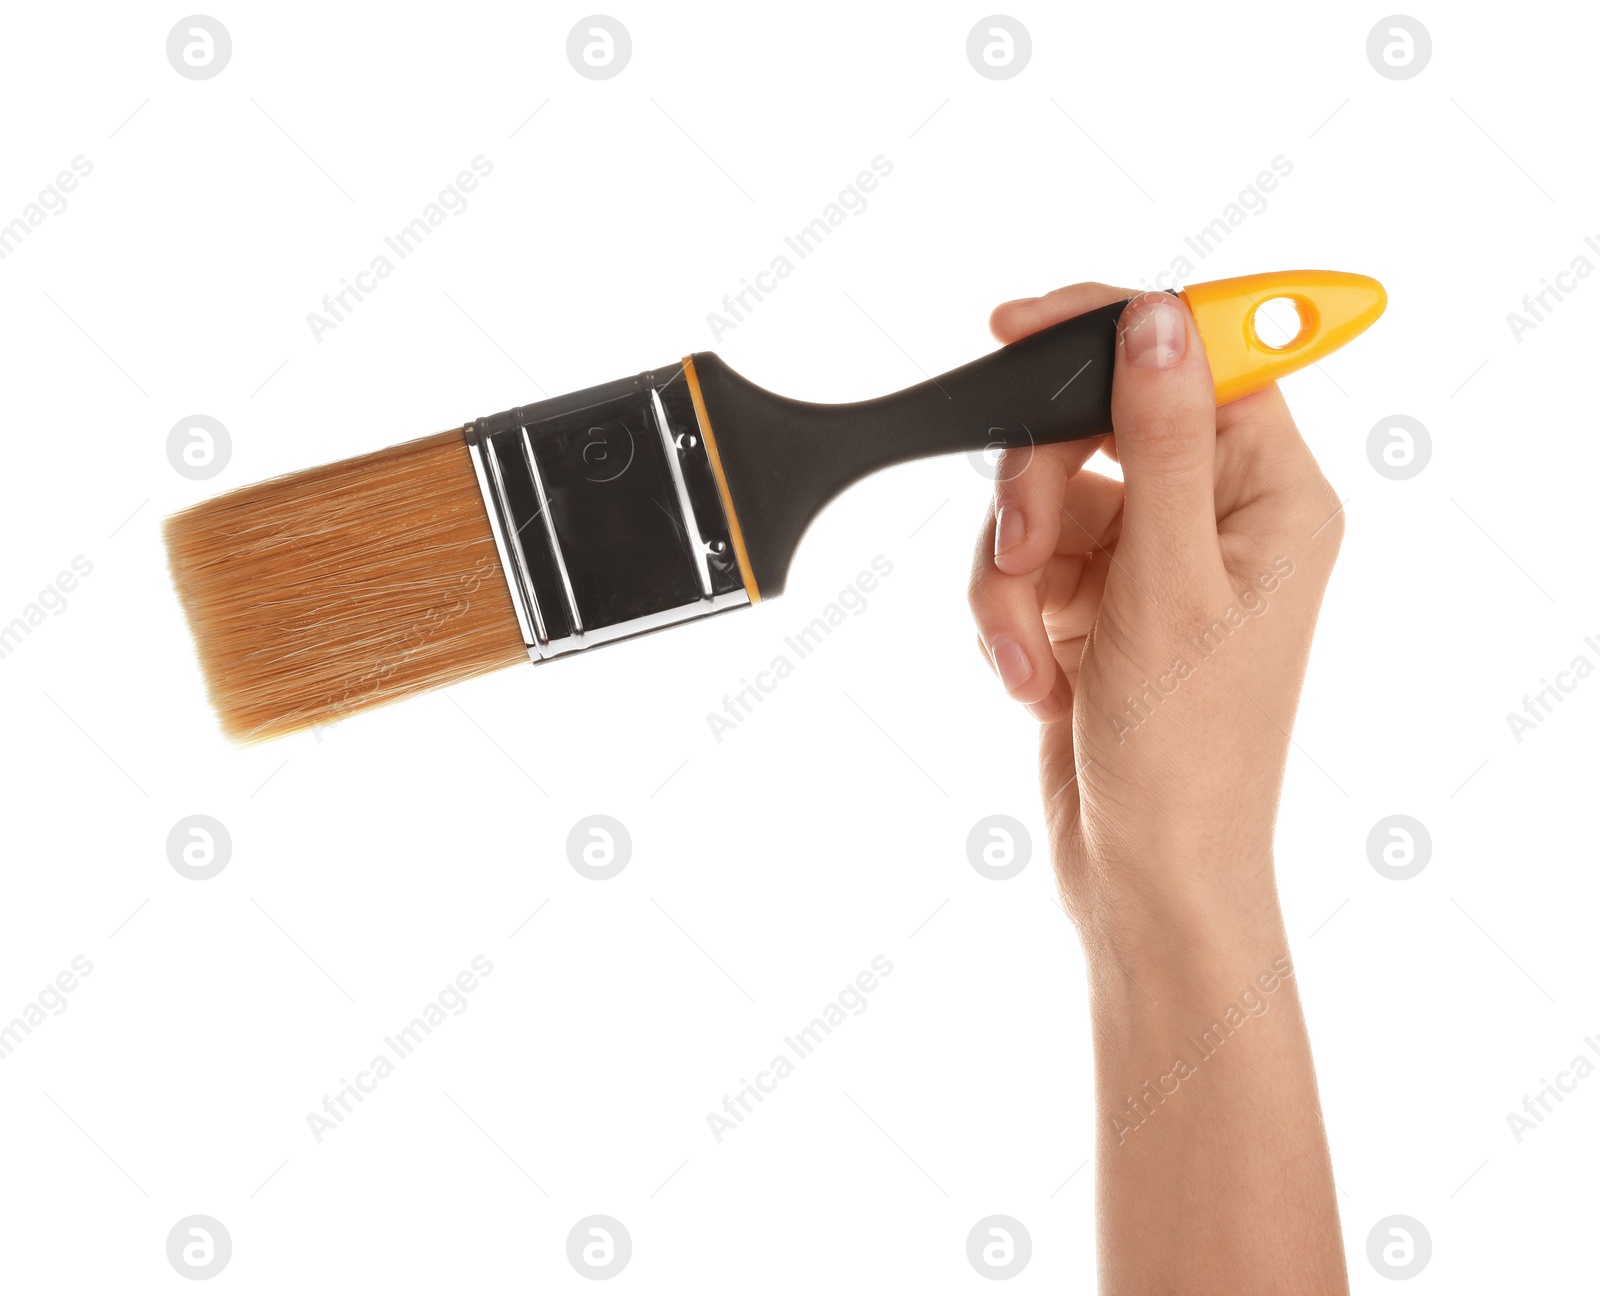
164, 269, 1385, 740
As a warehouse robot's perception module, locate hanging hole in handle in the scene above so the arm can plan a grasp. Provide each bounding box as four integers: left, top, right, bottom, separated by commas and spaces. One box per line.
1250, 296, 1312, 351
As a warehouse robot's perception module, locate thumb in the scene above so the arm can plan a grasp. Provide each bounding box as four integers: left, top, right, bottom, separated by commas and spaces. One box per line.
1110, 292, 1221, 576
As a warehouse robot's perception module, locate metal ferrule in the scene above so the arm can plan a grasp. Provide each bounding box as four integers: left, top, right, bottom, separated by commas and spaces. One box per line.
465, 364, 748, 662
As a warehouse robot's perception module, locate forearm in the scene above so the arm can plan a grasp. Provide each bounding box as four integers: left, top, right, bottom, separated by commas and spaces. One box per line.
1082, 875, 1347, 1295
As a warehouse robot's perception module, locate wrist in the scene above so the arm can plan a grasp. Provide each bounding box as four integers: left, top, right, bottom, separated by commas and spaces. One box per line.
1063, 851, 1287, 994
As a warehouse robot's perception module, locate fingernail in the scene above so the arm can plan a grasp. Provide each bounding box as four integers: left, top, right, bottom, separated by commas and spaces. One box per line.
994, 505, 1024, 559
990, 637, 1032, 693
1028, 695, 1061, 723
1120, 294, 1188, 369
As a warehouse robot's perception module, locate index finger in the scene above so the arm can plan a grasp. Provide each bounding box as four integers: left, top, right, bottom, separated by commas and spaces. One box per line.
990, 280, 1136, 344
987, 281, 1136, 574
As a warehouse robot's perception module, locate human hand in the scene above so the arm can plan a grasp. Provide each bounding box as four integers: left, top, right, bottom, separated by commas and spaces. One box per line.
968, 284, 1345, 950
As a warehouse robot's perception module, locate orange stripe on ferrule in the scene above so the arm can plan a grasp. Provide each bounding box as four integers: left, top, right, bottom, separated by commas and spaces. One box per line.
682, 354, 761, 603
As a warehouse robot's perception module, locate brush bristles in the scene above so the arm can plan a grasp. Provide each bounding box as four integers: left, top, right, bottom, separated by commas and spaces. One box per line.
165, 429, 528, 742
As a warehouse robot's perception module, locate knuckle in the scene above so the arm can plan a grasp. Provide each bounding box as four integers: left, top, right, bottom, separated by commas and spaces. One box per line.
1316, 497, 1346, 556
966, 563, 998, 620
1298, 476, 1346, 560
993, 443, 1038, 486
1123, 408, 1210, 466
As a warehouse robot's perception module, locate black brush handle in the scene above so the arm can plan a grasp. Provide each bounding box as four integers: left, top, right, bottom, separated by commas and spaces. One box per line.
692, 296, 1129, 597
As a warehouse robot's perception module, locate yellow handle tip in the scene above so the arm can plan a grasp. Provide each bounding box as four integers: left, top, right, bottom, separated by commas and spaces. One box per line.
1179, 270, 1386, 405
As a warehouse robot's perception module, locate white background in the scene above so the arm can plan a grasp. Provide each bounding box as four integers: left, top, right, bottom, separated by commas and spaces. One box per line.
2, 2, 1595, 1290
